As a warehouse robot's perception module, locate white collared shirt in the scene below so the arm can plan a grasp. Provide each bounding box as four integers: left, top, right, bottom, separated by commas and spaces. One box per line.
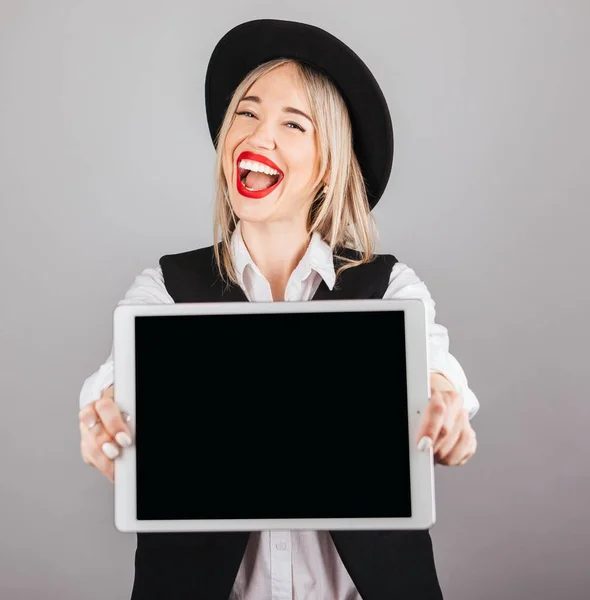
79, 223, 479, 600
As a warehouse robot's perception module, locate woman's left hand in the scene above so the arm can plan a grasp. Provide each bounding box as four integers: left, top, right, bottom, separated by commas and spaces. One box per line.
416, 372, 477, 466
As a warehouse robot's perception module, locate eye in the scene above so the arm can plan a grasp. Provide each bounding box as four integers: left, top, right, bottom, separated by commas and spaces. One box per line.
286, 122, 305, 132
235, 111, 305, 133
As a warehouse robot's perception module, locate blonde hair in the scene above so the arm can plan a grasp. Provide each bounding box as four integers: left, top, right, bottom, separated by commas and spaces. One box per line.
212, 58, 379, 285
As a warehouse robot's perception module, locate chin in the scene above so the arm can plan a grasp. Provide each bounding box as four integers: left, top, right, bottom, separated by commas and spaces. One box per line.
229, 193, 279, 224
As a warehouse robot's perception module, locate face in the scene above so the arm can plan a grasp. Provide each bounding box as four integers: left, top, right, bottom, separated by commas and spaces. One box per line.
222, 63, 321, 225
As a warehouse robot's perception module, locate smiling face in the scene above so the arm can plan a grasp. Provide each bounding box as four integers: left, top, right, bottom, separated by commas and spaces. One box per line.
221, 63, 322, 225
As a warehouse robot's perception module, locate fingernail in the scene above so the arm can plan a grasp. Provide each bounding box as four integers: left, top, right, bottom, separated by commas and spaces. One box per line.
115, 432, 132, 448
417, 436, 433, 452
102, 442, 120, 459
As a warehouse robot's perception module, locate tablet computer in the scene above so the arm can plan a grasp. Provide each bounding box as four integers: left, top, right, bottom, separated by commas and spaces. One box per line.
112, 299, 436, 532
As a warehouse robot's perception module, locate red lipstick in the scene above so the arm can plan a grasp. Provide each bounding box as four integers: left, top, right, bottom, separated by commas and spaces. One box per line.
236, 151, 284, 199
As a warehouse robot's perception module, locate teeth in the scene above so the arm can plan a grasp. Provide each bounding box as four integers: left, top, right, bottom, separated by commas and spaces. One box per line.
239, 159, 280, 176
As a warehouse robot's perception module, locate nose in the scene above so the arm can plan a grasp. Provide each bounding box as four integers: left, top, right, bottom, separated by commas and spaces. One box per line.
247, 119, 276, 151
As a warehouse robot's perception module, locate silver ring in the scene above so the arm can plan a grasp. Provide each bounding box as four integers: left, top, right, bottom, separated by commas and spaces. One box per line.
87, 418, 101, 431
120, 411, 131, 424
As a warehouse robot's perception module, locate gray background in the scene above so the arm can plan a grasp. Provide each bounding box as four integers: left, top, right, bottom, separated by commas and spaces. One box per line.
1, 1, 588, 599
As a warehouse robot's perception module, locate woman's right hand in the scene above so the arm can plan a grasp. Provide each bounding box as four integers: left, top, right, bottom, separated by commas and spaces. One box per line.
79, 384, 133, 483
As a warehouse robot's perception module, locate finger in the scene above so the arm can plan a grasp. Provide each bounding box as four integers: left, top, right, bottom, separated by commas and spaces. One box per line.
79, 403, 100, 430
81, 436, 115, 482
440, 426, 477, 466
435, 391, 461, 440
79, 409, 117, 482
416, 391, 448, 449
459, 428, 478, 464
80, 410, 122, 461
436, 428, 468, 465
94, 395, 133, 449
434, 408, 468, 459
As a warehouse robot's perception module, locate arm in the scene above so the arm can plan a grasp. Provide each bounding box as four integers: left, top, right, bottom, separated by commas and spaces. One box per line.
383, 262, 480, 419
78, 266, 173, 410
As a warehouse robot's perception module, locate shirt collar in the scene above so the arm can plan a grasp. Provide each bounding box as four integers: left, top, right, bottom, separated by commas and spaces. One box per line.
230, 221, 336, 290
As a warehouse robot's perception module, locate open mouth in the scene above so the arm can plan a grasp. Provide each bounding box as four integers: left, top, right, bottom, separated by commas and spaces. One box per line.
236, 151, 284, 199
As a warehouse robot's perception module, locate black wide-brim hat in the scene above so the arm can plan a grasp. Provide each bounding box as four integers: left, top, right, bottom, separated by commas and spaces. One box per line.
204, 19, 394, 210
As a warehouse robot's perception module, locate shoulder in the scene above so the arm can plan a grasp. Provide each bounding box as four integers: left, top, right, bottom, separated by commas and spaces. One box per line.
158, 244, 229, 302
335, 247, 399, 271
338, 250, 424, 285
328, 249, 398, 298
159, 244, 216, 269
383, 260, 437, 304
158, 244, 222, 283
334, 248, 434, 300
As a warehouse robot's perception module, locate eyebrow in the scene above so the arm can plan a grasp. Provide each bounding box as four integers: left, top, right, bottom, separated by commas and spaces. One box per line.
238, 95, 313, 124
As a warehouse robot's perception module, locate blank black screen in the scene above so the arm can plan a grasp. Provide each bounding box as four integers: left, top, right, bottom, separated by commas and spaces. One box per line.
134, 310, 411, 520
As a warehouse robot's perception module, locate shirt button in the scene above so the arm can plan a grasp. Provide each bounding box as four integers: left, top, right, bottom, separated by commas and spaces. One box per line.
275, 542, 287, 551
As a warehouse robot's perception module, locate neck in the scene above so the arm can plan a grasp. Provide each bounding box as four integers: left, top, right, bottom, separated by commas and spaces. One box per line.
240, 219, 311, 300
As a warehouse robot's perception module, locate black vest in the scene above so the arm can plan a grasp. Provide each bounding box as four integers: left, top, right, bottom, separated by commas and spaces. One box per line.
129, 245, 443, 600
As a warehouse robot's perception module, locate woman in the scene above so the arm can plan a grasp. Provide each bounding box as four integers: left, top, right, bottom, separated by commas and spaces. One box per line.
78, 19, 478, 600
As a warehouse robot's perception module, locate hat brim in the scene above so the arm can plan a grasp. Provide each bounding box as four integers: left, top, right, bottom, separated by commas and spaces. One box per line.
205, 19, 393, 209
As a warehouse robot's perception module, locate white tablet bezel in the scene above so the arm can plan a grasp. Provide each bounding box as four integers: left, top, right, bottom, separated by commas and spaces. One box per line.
112, 299, 435, 532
